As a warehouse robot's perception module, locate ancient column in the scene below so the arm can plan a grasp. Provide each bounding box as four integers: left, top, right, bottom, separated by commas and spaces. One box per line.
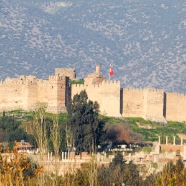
158, 136, 161, 145
61, 152, 64, 161
65, 152, 67, 160
181, 137, 183, 145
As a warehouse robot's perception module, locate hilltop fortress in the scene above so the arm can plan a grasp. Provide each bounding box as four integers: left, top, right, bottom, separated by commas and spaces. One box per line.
0, 65, 185, 122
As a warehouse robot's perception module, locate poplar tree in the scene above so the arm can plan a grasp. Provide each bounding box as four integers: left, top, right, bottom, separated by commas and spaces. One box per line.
31, 107, 49, 157
50, 116, 61, 156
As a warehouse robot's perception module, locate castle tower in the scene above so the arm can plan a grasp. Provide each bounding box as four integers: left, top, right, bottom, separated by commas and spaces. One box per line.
55, 68, 76, 80
47, 75, 70, 113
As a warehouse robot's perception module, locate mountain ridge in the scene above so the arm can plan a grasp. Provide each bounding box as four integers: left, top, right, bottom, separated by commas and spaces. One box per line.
0, 0, 186, 92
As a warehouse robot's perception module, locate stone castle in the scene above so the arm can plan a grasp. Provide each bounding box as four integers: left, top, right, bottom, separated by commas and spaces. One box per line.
0, 65, 185, 122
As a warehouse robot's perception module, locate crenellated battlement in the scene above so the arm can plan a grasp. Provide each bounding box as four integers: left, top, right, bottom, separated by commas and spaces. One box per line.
0, 75, 39, 86
102, 80, 120, 85
72, 84, 85, 88
72, 80, 120, 89
144, 88, 164, 92
124, 88, 144, 92
166, 92, 186, 97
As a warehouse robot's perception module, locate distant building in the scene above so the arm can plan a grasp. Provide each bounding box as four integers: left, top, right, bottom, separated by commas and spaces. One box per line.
14, 140, 35, 154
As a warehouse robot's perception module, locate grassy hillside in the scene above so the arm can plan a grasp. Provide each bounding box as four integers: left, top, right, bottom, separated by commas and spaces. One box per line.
100, 116, 186, 144
1, 110, 185, 145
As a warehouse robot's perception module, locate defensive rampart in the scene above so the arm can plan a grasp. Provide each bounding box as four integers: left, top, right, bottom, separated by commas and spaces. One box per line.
166, 92, 186, 122
122, 88, 145, 118
0, 66, 185, 122
71, 80, 121, 117
0, 74, 69, 114
0, 76, 41, 111
122, 88, 166, 122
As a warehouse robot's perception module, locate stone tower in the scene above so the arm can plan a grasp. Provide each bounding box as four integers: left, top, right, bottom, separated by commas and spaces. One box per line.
47, 75, 70, 113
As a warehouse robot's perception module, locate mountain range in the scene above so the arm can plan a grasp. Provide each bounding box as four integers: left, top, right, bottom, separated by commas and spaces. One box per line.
0, 0, 186, 92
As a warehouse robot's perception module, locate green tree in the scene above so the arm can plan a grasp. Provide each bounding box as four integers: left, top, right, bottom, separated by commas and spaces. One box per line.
0, 116, 20, 132
123, 161, 142, 186
67, 90, 105, 153
109, 152, 126, 171
8, 128, 35, 145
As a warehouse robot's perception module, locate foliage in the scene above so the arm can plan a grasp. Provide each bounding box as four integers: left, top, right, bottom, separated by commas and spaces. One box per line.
127, 118, 186, 143
142, 159, 186, 186
29, 108, 67, 156
0, 149, 43, 185
96, 152, 142, 186
123, 161, 142, 186
67, 90, 105, 153
69, 79, 84, 84
0, 115, 36, 146
105, 124, 143, 146
109, 152, 126, 171
50, 116, 62, 156
141, 146, 152, 153
8, 128, 36, 146
156, 159, 186, 186
2, 109, 186, 151
0, 116, 21, 132
100, 153, 142, 186
30, 107, 50, 156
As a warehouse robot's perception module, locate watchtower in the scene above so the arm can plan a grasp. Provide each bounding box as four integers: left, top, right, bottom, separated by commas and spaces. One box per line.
47, 75, 70, 113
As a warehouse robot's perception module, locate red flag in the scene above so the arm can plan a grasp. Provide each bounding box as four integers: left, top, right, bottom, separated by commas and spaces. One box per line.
109, 64, 114, 76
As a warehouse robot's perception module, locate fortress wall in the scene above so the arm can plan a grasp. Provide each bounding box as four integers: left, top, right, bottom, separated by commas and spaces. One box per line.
36, 80, 48, 104
84, 85, 102, 107
144, 89, 166, 122
24, 83, 38, 110
71, 84, 103, 110
0, 80, 24, 111
71, 81, 120, 117
71, 84, 86, 99
100, 80, 120, 116
122, 88, 145, 117
166, 92, 186, 122
0, 67, 186, 122
15, 77, 39, 111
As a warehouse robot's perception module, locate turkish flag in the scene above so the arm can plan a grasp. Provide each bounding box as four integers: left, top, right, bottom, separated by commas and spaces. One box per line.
110, 64, 114, 76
